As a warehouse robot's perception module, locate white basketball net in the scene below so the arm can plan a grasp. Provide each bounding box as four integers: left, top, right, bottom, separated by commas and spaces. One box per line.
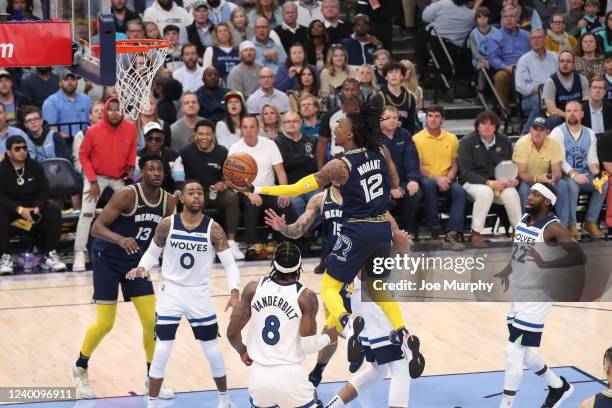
115, 42, 172, 120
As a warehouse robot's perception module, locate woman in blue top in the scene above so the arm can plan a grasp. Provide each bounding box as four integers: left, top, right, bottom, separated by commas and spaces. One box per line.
598, 12, 612, 54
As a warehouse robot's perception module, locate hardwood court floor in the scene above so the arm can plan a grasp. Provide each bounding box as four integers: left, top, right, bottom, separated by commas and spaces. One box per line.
0, 258, 610, 398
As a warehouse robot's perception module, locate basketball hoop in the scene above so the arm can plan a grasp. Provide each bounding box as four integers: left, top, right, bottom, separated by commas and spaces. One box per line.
92, 39, 172, 120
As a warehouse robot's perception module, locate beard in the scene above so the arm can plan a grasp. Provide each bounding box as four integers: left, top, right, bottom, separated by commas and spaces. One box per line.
525, 203, 542, 214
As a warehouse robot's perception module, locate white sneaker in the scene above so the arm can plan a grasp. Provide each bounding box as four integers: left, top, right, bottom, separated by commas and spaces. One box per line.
229, 241, 245, 260
0, 254, 13, 275
41, 250, 67, 272
71, 365, 96, 399
145, 376, 174, 399
72, 251, 86, 272
217, 398, 235, 408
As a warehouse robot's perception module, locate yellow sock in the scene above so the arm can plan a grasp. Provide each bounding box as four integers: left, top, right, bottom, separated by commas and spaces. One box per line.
80, 303, 117, 357
132, 294, 156, 363
321, 273, 348, 333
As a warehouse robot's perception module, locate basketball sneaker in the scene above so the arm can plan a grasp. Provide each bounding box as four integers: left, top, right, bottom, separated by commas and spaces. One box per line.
349, 351, 364, 373
71, 365, 96, 399
41, 250, 67, 272
217, 398, 235, 408
0, 254, 13, 275
341, 315, 365, 363
390, 328, 425, 378
72, 251, 86, 272
541, 376, 574, 408
144, 376, 174, 399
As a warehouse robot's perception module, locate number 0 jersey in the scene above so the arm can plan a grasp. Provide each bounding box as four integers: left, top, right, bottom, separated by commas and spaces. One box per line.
246, 276, 305, 366
340, 147, 390, 219
160, 214, 215, 286
93, 184, 169, 262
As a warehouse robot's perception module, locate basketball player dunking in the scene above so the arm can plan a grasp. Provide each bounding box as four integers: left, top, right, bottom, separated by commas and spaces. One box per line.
126, 180, 241, 408
264, 185, 423, 387
71, 153, 177, 399
579, 347, 612, 408
229, 102, 423, 375
495, 183, 584, 408
226, 242, 330, 408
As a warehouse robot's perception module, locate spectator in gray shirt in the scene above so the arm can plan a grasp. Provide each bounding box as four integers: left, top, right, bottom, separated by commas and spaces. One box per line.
170, 92, 204, 152
515, 28, 559, 132
227, 40, 263, 98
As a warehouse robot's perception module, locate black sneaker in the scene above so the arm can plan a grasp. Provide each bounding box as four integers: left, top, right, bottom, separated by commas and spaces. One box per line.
314, 263, 325, 274
308, 369, 322, 387
541, 376, 574, 408
343, 315, 365, 363
349, 351, 364, 373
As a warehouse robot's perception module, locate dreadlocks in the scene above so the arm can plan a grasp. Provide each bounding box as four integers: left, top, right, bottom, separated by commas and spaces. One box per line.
345, 96, 384, 151
270, 242, 303, 281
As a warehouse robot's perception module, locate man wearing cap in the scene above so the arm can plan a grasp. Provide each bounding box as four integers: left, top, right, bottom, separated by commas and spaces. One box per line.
180, 1, 213, 58
227, 41, 263, 98
137, 122, 184, 194
171, 92, 205, 151
42, 71, 92, 140
72, 97, 137, 272
0, 135, 66, 275
549, 100, 607, 239
195, 67, 229, 123
339, 14, 382, 67
0, 69, 32, 127
513, 116, 570, 226
246, 67, 291, 115
253, 17, 287, 74
0, 102, 28, 161
172, 44, 205, 92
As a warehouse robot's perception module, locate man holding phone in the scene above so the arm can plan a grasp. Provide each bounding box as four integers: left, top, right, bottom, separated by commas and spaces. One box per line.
0, 135, 66, 274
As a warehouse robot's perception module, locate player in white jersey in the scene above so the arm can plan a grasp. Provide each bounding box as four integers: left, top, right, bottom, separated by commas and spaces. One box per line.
495, 183, 585, 408
126, 180, 241, 408
325, 272, 413, 408
227, 242, 331, 408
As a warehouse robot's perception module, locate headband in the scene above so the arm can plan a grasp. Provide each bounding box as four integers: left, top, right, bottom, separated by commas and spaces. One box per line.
531, 183, 557, 205
273, 257, 302, 274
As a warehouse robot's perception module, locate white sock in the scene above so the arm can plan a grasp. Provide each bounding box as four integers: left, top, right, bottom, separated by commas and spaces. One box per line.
499, 394, 515, 408
147, 396, 158, 408
325, 395, 345, 408
218, 391, 229, 402
541, 367, 563, 388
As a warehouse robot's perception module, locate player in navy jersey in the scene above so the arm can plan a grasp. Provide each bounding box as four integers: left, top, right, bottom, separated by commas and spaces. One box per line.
71, 153, 177, 400
230, 101, 422, 373
264, 184, 416, 386
579, 347, 612, 408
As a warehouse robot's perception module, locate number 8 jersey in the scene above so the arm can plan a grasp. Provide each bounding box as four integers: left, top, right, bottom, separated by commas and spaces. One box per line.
161, 213, 215, 286
247, 276, 305, 366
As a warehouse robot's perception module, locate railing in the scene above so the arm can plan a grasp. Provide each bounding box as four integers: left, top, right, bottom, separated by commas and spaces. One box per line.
475, 66, 510, 134
48, 121, 90, 143
426, 26, 454, 104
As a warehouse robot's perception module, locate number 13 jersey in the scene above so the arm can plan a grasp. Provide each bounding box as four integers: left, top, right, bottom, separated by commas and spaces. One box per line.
161, 214, 215, 286
247, 276, 305, 366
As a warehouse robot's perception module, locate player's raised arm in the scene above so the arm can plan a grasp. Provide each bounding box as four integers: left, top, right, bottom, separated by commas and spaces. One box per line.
265, 192, 324, 239
227, 280, 257, 365
91, 187, 140, 255
126, 216, 172, 280
210, 221, 241, 310
298, 288, 331, 354
532, 222, 587, 268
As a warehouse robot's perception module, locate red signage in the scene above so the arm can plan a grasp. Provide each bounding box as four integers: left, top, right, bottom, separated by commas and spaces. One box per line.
0, 21, 73, 68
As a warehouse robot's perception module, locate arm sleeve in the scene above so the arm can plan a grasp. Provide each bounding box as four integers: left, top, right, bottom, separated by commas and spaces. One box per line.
254, 173, 319, 197
300, 334, 331, 354
217, 248, 240, 291
138, 240, 164, 272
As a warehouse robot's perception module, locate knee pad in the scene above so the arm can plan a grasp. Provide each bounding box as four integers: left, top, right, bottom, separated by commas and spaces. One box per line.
155, 324, 179, 341
191, 322, 219, 342
199, 339, 226, 377
504, 341, 527, 391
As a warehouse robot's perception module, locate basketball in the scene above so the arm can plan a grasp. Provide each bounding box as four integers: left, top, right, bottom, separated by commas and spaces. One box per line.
223, 153, 258, 187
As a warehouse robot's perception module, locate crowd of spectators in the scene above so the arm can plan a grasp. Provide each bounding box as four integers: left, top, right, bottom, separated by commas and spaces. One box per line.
2, 0, 612, 275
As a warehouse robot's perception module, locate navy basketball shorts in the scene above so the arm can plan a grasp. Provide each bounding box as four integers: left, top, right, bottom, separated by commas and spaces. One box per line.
325, 219, 392, 283
507, 324, 543, 347
92, 250, 154, 303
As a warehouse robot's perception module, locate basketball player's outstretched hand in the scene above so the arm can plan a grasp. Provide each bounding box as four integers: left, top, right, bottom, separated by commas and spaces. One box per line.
225, 290, 240, 312
240, 350, 253, 366
118, 237, 140, 255
226, 179, 252, 194
392, 229, 412, 245
264, 209, 286, 231
493, 267, 510, 292
126, 266, 149, 280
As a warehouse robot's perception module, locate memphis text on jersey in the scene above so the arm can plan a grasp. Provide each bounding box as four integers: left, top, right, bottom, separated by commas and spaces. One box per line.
252, 295, 300, 320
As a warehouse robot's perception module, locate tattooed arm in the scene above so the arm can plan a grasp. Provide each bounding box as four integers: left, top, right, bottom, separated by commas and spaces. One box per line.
227, 280, 257, 365
210, 220, 230, 252
313, 158, 350, 189
126, 216, 172, 279
264, 192, 324, 239
297, 288, 331, 353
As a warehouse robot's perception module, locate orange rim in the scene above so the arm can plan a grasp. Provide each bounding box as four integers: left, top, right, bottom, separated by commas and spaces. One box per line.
91, 39, 172, 56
